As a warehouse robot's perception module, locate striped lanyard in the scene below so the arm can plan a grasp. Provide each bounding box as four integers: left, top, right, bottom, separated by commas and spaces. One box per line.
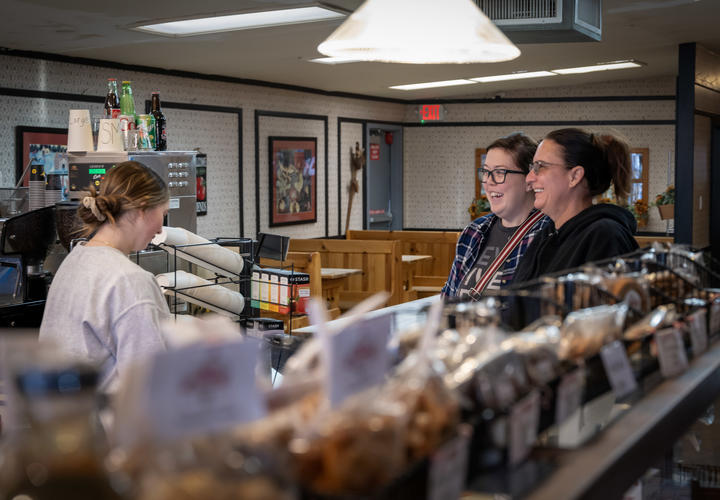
471, 210, 544, 296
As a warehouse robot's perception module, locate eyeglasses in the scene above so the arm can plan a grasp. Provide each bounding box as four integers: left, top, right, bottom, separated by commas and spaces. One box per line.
528, 160, 567, 175
479, 167, 526, 184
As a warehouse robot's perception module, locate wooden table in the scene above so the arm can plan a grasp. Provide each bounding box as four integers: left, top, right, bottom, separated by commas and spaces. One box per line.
401, 254, 433, 300
321, 267, 362, 311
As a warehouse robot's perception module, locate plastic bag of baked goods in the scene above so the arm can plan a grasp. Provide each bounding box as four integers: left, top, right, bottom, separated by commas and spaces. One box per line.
287, 345, 460, 496
558, 303, 629, 360
130, 437, 297, 500
624, 304, 680, 341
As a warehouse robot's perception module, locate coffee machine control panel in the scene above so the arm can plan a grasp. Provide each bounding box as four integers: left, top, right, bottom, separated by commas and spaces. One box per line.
165, 161, 194, 195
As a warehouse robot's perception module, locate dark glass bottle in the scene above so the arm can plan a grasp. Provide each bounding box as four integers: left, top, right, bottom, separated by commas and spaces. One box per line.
103, 78, 120, 118
151, 91, 167, 151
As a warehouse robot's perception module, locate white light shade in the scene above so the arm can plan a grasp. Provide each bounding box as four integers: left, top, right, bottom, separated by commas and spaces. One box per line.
318, 0, 521, 64
470, 71, 556, 83
552, 60, 643, 74
135, 6, 345, 36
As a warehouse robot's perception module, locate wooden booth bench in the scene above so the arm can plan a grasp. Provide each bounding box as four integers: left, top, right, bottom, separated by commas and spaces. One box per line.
346, 230, 459, 299
289, 238, 403, 310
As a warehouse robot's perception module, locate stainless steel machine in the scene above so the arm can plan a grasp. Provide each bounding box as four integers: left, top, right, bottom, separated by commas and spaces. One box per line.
67, 151, 198, 233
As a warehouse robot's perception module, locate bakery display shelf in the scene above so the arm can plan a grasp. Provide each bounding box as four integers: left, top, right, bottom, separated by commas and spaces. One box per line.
524, 339, 720, 500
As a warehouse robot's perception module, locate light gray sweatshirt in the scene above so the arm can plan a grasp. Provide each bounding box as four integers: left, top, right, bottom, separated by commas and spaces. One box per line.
39, 244, 169, 392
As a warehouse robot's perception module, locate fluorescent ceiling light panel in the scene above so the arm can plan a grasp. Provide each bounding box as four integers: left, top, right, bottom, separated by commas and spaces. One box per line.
470, 71, 556, 83
552, 60, 644, 74
309, 56, 361, 65
390, 79, 476, 91
135, 6, 346, 36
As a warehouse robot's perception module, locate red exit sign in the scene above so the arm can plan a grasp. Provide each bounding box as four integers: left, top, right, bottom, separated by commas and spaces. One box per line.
419, 104, 445, 122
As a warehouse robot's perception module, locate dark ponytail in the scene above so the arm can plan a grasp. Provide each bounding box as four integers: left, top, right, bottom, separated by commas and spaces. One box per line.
545, 128, 631, 199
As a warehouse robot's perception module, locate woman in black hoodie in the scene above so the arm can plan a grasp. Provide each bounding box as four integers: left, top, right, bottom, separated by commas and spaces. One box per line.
512, 128, 639, 284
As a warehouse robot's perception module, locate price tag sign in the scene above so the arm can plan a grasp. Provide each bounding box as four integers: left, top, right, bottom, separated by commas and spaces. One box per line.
428, 426, 471, 500
146, 339, 266, 441
600, 340, 638, 399
556, 368, 585, 424
689, 309, 708, 357
656, 327, 689, 378
710, 301, 720, 336
324, 313, 392, 408
509, 390, 541, 466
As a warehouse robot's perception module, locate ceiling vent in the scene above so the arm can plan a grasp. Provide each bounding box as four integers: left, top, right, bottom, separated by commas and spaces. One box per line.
476, 0, 602, 43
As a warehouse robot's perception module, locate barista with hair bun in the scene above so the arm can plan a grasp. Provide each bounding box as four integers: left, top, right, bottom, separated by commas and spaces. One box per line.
40, 161, 170, 393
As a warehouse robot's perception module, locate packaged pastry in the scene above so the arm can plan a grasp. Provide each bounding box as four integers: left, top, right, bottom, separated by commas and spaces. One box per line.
133, 439, 296, 500
624, 304, 679, 341
603, 273, 652, 315
288, 357, 459, 496
558, 303, 629, 360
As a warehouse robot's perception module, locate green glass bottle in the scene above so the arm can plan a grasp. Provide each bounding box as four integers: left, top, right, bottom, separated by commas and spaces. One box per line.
119, 80, 136, 118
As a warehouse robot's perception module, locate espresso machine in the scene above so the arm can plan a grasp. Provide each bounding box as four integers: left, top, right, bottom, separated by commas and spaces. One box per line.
67, 151, 198, 233
0, 206, 56, 326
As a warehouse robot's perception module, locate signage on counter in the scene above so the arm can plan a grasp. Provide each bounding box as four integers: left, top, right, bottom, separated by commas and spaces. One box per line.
600, 340, 638, 400
656, 327, 689, 378
689, 309, 708, 357
556, 368, 584, 425
322, 312, 392, 408
509, 389, 540, 466
370, 143, 380, 161
144, 339, 266, 441
428, 425, 472, 500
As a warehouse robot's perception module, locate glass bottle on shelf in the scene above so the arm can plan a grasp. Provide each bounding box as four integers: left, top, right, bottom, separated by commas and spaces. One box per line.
104, 78, 120, 119
150, 91, 167, 151
119, 81, 136, 118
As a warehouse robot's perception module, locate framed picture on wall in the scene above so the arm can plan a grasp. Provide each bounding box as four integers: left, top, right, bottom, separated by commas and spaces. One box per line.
269, 136, 317, 226
15, 126, 68, 186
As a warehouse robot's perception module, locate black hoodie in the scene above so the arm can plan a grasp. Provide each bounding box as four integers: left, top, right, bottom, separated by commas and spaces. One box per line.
512, 203, 639, 285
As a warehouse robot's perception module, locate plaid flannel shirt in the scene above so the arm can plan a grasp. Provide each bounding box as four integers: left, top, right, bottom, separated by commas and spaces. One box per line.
442, 210, 553, 297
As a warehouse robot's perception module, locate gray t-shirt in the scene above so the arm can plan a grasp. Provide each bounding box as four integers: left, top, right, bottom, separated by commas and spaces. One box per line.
39, 244, 169, 393
458, 221, 518, 297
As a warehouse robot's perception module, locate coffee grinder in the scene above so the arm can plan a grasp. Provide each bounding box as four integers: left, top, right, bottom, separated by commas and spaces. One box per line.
0, 206, 56, 324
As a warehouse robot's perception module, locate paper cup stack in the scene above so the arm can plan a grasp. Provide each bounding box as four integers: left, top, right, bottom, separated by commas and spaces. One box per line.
156, 271, 245, 318
97, 119, 123, 152
151, 226, 244, 277
67, 109, 94, 152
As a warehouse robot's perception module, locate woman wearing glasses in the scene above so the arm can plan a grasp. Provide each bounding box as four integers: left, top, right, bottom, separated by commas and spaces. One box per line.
443, 134, 552, 298
512, 128, 638, 284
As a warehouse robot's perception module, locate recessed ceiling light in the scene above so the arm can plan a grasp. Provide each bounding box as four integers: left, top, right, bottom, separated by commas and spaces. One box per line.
552, 60, 645, 74
470, 71, 556, 83
133, 5, 347, 37
390, 79, 477, 91
309, 56, 361, 65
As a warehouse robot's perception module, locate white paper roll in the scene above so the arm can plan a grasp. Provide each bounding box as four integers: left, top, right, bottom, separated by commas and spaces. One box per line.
156, 270, 244, 318
67, 109, 93, 152
152, 226, 244, 278
97, 119, 123, 152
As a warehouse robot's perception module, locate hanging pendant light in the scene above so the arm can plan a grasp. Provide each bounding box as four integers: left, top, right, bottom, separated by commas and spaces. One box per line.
317, 0, 520, 64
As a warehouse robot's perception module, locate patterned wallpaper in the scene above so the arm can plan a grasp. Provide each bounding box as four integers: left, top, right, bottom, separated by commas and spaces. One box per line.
403, 77, 676, 233
0, 54, 677, 239
0, 53, 404, 240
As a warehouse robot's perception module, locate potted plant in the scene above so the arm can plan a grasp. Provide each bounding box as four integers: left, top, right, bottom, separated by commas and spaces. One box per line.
628, 199, 649, 228
653, 185, 675, 220
468, 194, 490, 220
